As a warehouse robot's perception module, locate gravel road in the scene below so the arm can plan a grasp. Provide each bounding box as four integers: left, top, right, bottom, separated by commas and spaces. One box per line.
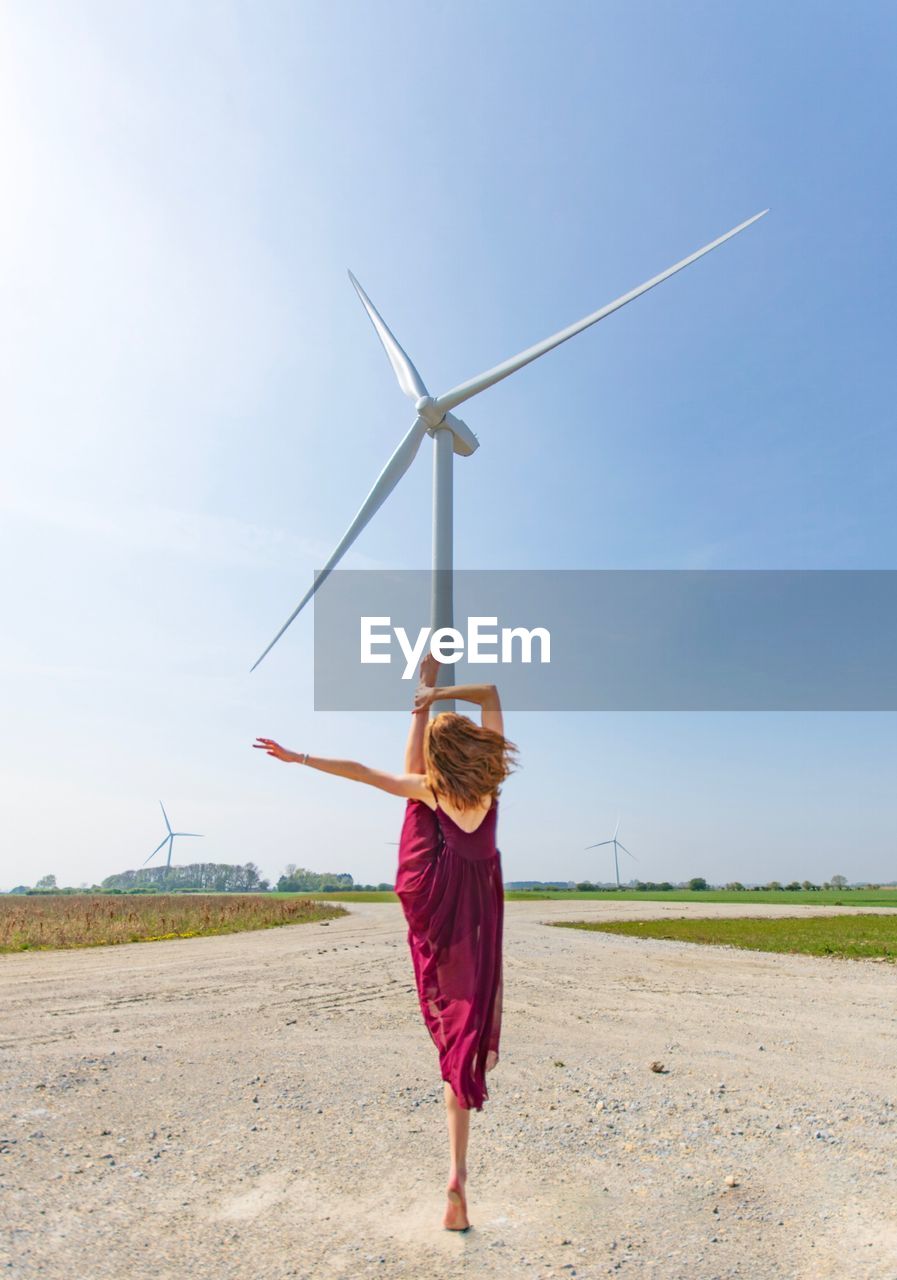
2, 899, 896, 1280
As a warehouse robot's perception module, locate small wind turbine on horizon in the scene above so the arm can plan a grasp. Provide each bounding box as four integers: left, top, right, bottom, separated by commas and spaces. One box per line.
250, 211, 768, 677
144, 802, 203, 870
586, 818, 638, 889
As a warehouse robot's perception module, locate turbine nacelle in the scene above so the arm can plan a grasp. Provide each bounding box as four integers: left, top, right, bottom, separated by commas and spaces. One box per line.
414, 394, 479, 456
433, 411, 479, 457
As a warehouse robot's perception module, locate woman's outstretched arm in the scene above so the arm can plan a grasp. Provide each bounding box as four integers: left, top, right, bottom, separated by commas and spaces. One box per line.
414, 681, 504, 736
253, 739, 435, 804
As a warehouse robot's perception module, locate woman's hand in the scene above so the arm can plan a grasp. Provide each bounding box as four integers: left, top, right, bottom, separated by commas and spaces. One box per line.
253, 737, 302, 763
412, 682, 437, 715
412, 653, 440, 715
419, 652, 440, 688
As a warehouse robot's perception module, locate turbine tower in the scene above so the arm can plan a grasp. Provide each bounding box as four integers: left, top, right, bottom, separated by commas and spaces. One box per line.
586, 817, 638, 889
144, 802, 203, 871
251, 211, 768, 679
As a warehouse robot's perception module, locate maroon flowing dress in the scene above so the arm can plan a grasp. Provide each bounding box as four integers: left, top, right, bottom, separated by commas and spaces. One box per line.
394, 796, 504, 1111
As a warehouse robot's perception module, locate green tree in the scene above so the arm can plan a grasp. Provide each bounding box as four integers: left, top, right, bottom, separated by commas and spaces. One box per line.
277, 866, 354, 892
830, 874, 848, 889
35, 874, 57, 890
687, 877, 708, 892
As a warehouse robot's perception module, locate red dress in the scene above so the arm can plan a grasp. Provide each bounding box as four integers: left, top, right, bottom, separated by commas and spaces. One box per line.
394, 796, 504, 1111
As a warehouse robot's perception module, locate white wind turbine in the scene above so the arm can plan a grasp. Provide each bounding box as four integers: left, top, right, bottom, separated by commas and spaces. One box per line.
586, 817, 638, 889
144, 802, 203, 870
251, 211, 768, 675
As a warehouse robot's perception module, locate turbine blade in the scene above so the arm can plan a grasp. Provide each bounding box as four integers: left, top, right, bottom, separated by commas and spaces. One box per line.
348, 271, 429, 402
617, 842, 638, 861
585, 840, 614, 849
159, 801, 172, 833
433, 211, 768, 415
174, 833, 203, 837
613, 816, 621, 839
144, 838, 167, 865
251, 416, 430, 670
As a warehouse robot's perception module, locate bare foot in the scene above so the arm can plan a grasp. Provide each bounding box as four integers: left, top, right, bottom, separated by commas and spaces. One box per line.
443, 1174, 470, 1231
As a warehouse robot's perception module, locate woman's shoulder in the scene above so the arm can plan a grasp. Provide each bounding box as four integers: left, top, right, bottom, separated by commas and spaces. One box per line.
406, 789, 438, 812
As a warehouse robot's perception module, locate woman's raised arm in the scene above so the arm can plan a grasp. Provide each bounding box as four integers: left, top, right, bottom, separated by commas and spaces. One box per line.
404, 653, 440, 772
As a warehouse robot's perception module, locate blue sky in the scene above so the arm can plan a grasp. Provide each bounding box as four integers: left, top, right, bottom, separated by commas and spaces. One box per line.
2, 1, 895, 889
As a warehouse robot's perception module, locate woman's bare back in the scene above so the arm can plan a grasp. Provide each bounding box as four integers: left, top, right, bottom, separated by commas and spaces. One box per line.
419, 789, 493, 833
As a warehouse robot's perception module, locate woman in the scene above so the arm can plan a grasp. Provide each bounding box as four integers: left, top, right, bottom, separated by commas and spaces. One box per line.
253, 656, 517, 1232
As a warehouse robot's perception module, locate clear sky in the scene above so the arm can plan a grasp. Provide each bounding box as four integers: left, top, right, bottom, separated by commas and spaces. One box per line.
2, 1, 895, 890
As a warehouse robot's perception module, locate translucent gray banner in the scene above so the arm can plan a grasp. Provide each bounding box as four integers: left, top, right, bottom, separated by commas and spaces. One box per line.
312, 570, 897, 711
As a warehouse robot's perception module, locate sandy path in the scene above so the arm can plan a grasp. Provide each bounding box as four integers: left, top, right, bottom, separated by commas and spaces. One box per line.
2, 899, 897, 1280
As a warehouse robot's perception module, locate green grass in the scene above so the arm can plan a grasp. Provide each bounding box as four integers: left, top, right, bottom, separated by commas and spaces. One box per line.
504, 889, 897, 906
273, 888, 897, 907
269, 891, 399, 903
551, 914, 897, 961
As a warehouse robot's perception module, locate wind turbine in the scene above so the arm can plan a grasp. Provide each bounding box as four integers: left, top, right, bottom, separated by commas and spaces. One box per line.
144, 802, 203, 870
586, 818, 638, 889
251, 210, 768, 675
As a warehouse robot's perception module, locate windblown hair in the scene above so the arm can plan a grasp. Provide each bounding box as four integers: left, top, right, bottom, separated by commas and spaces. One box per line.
423, 712, 519, 812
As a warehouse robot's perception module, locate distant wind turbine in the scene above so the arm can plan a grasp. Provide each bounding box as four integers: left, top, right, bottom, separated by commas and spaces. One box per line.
251, 211, 768, 676
144, 802, 203, 870
586, 818, 638, 889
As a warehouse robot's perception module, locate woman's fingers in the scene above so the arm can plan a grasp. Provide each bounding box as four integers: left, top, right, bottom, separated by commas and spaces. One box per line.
413, 685, 435, 710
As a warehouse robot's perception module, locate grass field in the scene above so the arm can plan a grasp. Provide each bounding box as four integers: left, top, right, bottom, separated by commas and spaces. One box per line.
506, 888, 897, 906
0, 894, 346, 952
268, 891, 398, 903
551, 913, 897, 961
277, 888, 897, 907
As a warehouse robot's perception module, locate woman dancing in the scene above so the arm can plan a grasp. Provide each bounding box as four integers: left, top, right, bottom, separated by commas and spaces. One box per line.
254, 655, 516, 1232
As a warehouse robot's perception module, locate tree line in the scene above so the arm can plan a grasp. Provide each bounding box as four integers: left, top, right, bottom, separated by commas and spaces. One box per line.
8, 864, 384, 895
569, 874, 868, 892
101, 863, 271, 892
11, 869, 885, 897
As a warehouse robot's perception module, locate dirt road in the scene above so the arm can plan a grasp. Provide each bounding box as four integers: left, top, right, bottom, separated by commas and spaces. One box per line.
2, 899, 896, 1280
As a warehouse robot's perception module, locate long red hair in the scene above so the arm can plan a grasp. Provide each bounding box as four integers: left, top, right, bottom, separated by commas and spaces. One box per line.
423, 712, 518, 811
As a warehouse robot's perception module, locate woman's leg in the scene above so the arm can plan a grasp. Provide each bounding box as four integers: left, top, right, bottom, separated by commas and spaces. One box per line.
442, 1081, 470, 1229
